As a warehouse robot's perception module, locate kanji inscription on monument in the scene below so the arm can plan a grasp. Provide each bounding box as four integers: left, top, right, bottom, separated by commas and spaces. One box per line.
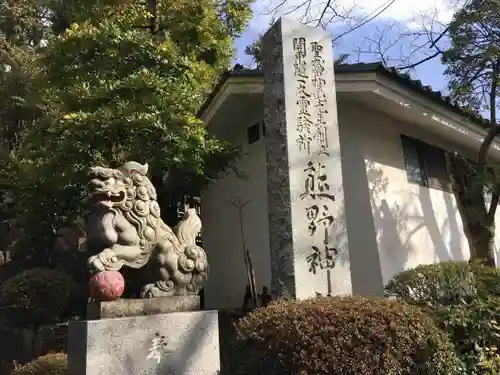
262, 17, 351, 298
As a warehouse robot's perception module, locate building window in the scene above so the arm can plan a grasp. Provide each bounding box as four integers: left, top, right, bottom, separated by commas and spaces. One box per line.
247, 123, 260, 144
400, 135, 452, 192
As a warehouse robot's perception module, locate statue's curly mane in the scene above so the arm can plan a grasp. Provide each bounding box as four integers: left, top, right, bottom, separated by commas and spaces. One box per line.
110, 169, 179, 265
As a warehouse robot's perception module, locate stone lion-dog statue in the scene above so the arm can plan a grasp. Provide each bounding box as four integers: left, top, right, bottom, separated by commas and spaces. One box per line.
86, 161, 208, 298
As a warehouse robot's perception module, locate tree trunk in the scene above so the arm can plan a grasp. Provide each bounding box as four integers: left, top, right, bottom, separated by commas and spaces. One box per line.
447, 152, 496, 267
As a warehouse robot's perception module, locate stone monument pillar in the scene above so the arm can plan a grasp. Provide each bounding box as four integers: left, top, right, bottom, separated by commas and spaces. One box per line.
261, 18, 352, 299
67, 161, 220, 375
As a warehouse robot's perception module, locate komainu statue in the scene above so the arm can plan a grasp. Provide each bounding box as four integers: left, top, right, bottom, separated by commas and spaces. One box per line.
85, 161, 208, 298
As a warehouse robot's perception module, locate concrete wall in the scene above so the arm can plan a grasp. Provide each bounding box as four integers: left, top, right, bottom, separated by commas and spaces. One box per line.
201, 108, 271, 310
345, 103, 500, 286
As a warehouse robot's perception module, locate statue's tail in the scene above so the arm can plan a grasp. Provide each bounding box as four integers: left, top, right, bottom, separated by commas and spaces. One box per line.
178, 245, 209, 293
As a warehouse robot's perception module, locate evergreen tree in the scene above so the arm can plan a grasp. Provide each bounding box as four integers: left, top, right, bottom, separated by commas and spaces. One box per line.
0, 0, 253, 264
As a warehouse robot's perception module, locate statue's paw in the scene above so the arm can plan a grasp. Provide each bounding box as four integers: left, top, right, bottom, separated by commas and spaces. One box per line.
87, 255, 105, 274
87, 249, 121, 273
140, 284, 159, 299
140, 281, 177, 298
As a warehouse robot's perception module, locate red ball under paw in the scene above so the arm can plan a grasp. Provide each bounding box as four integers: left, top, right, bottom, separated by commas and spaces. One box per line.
89, 271, 125, 301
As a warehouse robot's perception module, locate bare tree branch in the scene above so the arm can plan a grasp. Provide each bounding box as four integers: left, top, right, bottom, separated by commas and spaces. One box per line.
353, 23, 403, 66
356, 0, 474, 73
398, 51, 442, 69
316, 0, 332, 27
357, 12, 448, 72
332, 0, 396, 42
259, 0, 392, 33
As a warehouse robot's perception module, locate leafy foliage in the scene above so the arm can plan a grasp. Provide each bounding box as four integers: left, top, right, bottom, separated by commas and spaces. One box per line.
0, 268, 81, 327
475, 355, 500, 375
443, 0, 500, 119
438, 298, 500, 374
245, 37, 350, 69
0, 0, 253, 262
233, 296, 462, 375
11, 352, 67, 375
0, 47, 41, 154
0, 0, 51, 245
386, 261, 500, 374
385, 261, 500, 308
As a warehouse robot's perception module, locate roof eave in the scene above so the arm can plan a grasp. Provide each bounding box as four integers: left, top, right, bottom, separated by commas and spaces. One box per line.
198, 64, 489, 129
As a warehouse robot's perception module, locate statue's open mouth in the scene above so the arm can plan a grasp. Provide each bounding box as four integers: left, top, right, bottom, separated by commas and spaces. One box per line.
90, 190, 126, 204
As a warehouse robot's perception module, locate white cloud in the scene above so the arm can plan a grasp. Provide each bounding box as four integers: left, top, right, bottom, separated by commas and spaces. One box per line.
351, 0, 460, 24
249, 0, 464, 33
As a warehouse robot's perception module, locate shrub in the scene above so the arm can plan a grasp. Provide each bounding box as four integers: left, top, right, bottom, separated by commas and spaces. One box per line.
233, 296, 462, 375
385, 261, 500, 374
0, 268, 79, 328
219, 309, 246, 375
0, 317, 34, 375
33, 323, 68, 359
475, 355, 500, 375
384, 261, 500, 309
437, 297, 500, 374
11, 352, 67, 375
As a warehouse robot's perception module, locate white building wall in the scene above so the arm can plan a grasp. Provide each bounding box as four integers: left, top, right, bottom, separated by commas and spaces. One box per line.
347, 103, 500, 285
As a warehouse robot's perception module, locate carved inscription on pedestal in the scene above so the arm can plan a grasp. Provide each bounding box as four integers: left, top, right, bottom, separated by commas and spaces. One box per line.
292, 35, 340, 295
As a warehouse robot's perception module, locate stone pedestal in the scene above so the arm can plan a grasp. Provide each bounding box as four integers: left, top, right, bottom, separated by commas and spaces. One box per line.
87, 295, 200, 319
68, 309, 220, 375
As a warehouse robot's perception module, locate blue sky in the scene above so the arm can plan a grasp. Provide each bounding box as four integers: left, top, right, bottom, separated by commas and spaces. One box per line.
232, 0, 463, 94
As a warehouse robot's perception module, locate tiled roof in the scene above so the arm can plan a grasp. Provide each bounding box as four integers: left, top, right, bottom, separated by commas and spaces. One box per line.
198, 62, 489, 129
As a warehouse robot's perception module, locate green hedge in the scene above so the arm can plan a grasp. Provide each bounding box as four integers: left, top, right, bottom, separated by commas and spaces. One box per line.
386, 261, 500, 374
0, 268, 80, 328
11, 352, 67, 375
232, 296, 462, 375
385, 261, 500, 308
